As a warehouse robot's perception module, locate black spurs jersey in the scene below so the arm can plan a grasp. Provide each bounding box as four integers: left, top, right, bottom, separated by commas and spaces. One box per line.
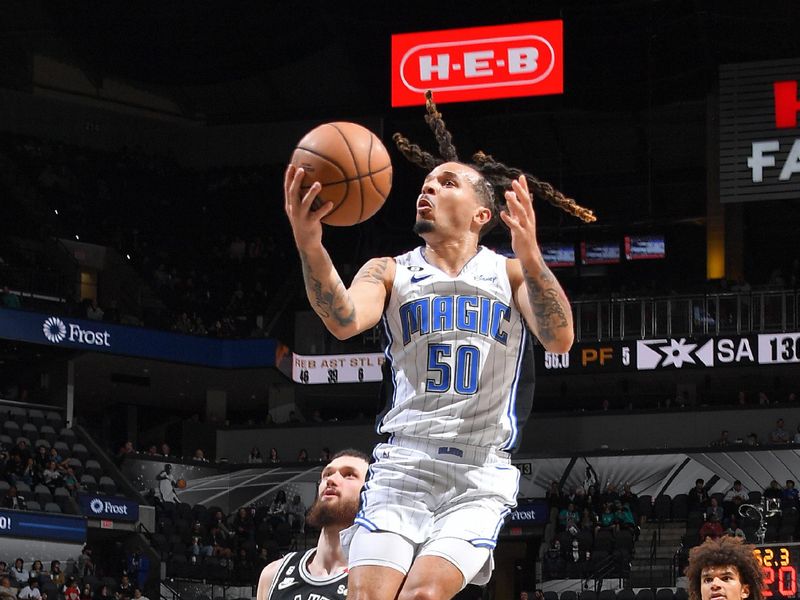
268, 548, 348, 600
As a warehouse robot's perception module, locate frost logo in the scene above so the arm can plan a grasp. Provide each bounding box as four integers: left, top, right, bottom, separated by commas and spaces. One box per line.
43, 317, 67, 343
637, 338, 715, 370
89, 498, 104, 514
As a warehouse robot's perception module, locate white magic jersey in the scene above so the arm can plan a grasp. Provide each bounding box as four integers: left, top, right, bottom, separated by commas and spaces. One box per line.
378, 246, 535, 451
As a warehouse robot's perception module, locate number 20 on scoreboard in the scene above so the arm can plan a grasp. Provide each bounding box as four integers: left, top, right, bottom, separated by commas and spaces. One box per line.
755, 545, 798, 598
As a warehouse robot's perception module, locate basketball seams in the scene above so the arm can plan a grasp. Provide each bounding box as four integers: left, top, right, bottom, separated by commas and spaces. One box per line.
293, 122, 391, 226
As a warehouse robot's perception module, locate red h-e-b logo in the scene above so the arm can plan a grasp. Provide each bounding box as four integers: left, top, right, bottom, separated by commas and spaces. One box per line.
774, 81, 800, 128
391, 20, 564, 107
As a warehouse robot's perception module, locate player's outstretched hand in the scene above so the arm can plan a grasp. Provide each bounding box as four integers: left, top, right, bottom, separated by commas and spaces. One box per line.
500, 174, 541, 261
284, 164, 334, 250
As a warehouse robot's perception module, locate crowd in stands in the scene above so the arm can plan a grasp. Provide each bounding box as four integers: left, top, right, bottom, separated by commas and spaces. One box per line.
150, 489, 308, 584
708, 415, 800, 448
0, 548, 150, 600
543, 471, 640, 580
0, 133, 293, 340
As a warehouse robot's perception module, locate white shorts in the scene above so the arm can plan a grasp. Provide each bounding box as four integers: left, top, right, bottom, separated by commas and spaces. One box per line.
343, 437, 519, 585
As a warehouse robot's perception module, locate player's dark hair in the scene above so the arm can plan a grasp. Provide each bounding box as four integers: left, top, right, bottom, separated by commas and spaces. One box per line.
685, 537, 763, 600
330, 448, 371, 464
393, 90, 596, 237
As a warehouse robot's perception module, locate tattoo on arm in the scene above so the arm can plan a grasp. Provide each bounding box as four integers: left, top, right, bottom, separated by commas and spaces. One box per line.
352, 258, 389, 286
300, 250, 356, 328
523, 265, 569, 342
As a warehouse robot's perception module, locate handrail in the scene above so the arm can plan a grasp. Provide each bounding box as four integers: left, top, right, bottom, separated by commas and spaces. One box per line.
649, 530, 658, 584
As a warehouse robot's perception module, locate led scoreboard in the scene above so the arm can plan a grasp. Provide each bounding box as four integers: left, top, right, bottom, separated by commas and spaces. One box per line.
755, 544, 800, 598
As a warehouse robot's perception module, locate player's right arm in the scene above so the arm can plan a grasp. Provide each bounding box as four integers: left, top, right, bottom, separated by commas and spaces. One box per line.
284, 164, 395, 340
256, 559, 282, 600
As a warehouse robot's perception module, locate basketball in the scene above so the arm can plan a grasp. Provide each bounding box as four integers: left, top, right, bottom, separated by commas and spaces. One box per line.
176, 478, 187, 489
290, 122, 392, 226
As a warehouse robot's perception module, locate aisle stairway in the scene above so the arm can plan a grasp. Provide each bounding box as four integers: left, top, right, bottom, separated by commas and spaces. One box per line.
629, 522, 684, 587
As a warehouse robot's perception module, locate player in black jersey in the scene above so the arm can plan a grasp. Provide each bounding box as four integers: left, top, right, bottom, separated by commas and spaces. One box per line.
256, 450, 369, 600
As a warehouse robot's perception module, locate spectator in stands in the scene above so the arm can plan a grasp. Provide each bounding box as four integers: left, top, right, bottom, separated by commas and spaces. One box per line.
620, 482, 638, 508
76, 546, 94, 577
34, 446, 49, 471
705, 497, 724, 523
724, 518, 746, 540
17, 578, 41, 600
80, 583, 92, 600
793, 424, 800, 444
268, 448, 280, 464
318, 447, 331, 462
10, 559, 28, 587
616, 501, 637, 533
192, 448, 208, 462
132, 589, 149, 600
546, 481, 562, 507
48, 447, 65, 466
2, 486, 25, 510
234, 547, 255, 581
62, 467, 78, 495
689, 479, 709, 512
190, 521, 214, 557
1, 286, 21, 309
558, 502, 580, 534
711, 430, 730, 447
580, 507, 596, 531
41, 460, 62, 493
86, 299, 104, 321
542, 540, 565, 579
247, 447, 263, 463
723, 481, 749, 515
159, 443, 172, 457
93, 585, 111, 600
746, 433, 759, 446
699, 513, 724, 542
63, 578, 79, 600
28, 562, 43, 582
770, 419, 790, 444
297, 448, 309, 462
116, 575, 133, 599
736, 391, 747, 405
0, 577, 14, 600
268, 490, 288, 529
47, 562, 63, 588
782, 480, 799, 510
759, 391, 771, 406
232, 507, 255, 548
286, 494, 306, 533
596, 502, 618, 535
155, 464, 179, 503
210, 525, 232, 558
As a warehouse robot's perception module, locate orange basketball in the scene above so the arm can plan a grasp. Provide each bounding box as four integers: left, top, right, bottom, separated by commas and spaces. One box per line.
290, 122, 392, 226
176, 478, 187, 489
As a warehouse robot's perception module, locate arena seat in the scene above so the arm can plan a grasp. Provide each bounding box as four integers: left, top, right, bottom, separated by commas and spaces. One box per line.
674, 589, 688, 600
594, 529, 615, 552
3, 420, 20, 436
15, 482, 32, 495
34, 483, 53, 505
46, 411, 64, 429
748, 491, 762, 504
22, 423, 38, 438
54, 486, 72, 510
599, 590, 616, 600
26, 500, 42, 511
654, 495, 671, 521
40, 425, 58, 445
671, 494, 689, 520
80, 474, 97, 492
53, 439, 70, 457
638, 495, 653, 521
616, 589, 635, 600
34, 438, 51, 449
59, 427, 77, 443
561, 591, 578, 600
636, 590, 655, 600
99, 476, 117, 495
0, 434, 12, 448
656, 589, 675, 600
7, 406, 27, 426
28, 409, 46, 428
44, 502, 62, 513
72, 443, 89, 462
83, 458, 102, 479
582, 591, 598, 600
67, 457, 83, 477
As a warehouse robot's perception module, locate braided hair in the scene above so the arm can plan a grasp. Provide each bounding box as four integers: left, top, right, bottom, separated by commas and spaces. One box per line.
393, 90, 596, 236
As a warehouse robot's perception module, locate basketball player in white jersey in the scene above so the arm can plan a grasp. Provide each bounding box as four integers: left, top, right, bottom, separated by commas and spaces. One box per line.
283, 88, 585, 600
256, 449, 369, 600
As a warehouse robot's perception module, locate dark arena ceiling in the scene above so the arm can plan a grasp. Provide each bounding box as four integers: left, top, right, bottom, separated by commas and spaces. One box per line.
0, 0, 797, 123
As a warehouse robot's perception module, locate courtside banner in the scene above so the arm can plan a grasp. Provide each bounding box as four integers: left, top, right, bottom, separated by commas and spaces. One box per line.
391, 20, 563, 106
0, 308, 277, 368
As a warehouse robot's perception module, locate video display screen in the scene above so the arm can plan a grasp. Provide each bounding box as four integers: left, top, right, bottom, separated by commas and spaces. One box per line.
541, 243, 575, 267
624, 235, 666, 260
580, 242, 620, 265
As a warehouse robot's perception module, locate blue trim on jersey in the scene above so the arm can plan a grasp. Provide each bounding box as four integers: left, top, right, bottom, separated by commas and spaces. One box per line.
376, 314, 399, 435
468, 538, 498, 548
500, 329, 527, 450
354, 516, 379, 531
